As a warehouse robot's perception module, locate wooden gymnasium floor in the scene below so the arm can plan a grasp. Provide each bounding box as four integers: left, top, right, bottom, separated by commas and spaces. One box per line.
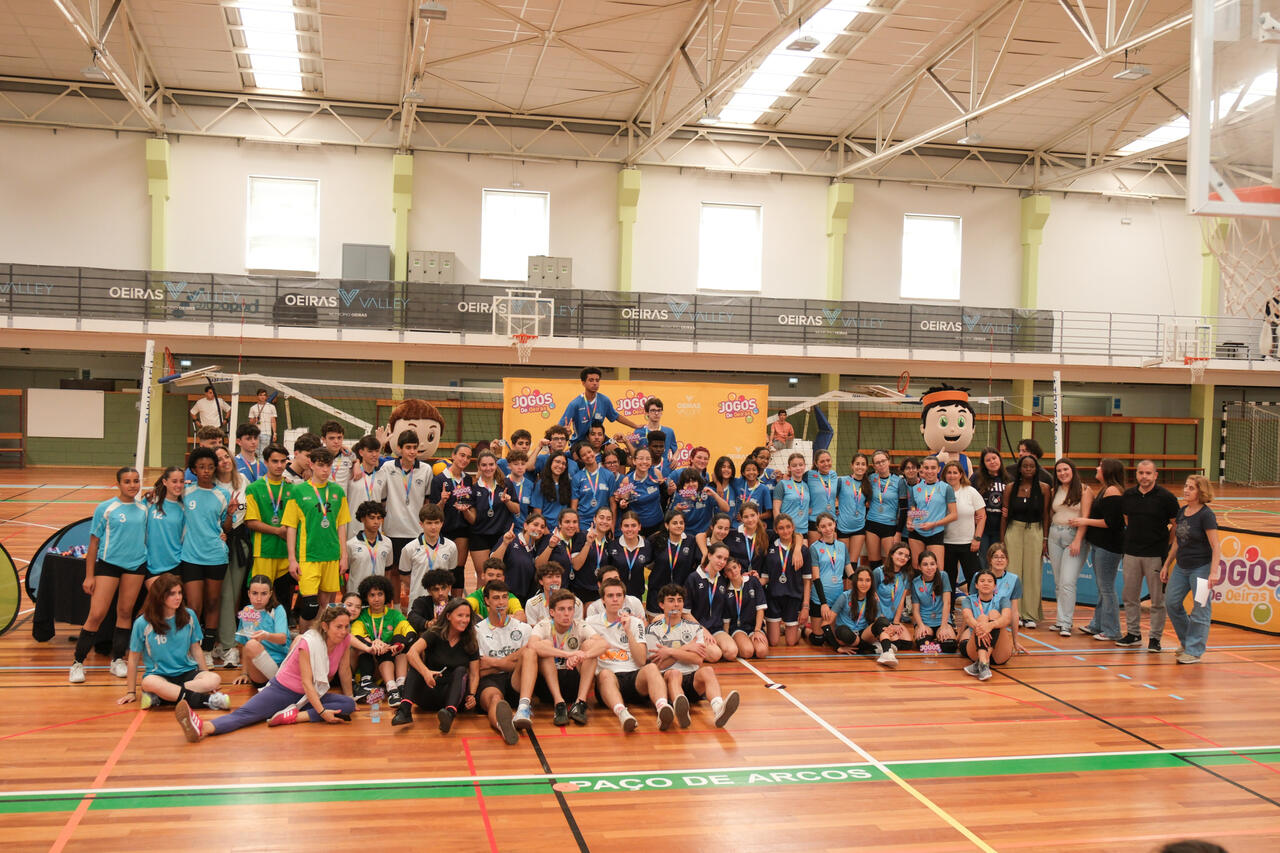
2, 468, 1279, 853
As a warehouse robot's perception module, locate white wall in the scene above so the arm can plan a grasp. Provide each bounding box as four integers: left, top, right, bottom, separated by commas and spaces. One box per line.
0, 124, 1205, 315
168, 136, 392, 277
1039, 194, 1203, 315
632, 167, 828, 298
0, 126, 148, 270
412, 152, 619, 289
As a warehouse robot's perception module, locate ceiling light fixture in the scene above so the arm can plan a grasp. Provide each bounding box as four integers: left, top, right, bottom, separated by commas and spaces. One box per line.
956, 120, 983, 145
418, 1, 447, 20
786, 35, 820, 52
1113, 49, 1151, 80
82, 50, 108, 80
402, 90, 427, 104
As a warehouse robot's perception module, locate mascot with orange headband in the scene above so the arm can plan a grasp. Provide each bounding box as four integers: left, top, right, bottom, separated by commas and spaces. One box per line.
920, 383, 975, 477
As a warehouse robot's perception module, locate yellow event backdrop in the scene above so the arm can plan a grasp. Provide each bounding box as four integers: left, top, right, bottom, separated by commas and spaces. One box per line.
501, 378, 769, 466
1209, 527, 1280, 635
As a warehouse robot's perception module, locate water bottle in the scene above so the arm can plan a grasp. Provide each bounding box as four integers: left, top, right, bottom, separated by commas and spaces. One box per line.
369, 687, 384, 723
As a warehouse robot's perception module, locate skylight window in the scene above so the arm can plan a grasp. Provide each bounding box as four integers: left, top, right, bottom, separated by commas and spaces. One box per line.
714, 1, 875, 125
1117, 70, 1276, 155
232, 1, 308, 92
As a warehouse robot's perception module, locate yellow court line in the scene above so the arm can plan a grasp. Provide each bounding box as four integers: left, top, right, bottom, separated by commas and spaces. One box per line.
738, 659, 998, 853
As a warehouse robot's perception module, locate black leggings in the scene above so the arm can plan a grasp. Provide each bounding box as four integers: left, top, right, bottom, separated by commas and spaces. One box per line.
942, 543, 980, 592
402, 666, 468, 711
356, 651, 396, 678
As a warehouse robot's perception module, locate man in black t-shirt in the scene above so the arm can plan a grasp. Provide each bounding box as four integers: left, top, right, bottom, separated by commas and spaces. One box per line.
1116, 460, 1179, 651
1004, 439, 1055, 486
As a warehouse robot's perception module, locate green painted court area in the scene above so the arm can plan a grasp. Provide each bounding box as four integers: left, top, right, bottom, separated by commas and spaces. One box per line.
3, 747, 1276, 816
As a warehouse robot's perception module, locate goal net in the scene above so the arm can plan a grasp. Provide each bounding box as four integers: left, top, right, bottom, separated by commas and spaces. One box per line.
1221, 401, 1280, 486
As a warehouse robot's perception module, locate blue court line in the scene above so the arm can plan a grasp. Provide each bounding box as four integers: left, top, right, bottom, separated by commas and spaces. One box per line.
1117, 673, 1133, 680
1019, 633, 1062, 651
1169, 694, 1185, 701
1142, 683, 1157, 689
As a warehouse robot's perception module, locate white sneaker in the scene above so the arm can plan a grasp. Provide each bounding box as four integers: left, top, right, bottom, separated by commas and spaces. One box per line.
713, 690, 740, 728
619, 711, 637, 733
1058, 626, 1071, 638
206, 691, 231, 711
220, 647, 240, 668
109, 658, 129, 678
877, 646, 898, 668
69, 662, 86, 683
203, 650, 215, 669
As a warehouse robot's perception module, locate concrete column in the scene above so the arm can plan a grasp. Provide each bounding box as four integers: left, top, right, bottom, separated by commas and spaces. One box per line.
145, 139, 170, 467
1189, 383, 1216, 478
392, 153, 414, 281
1012, 378, 1035, 444
391, 359, 406, 403
1019, 194, 1051, 310
825, 183, 855, 301
617, 169, 641, 292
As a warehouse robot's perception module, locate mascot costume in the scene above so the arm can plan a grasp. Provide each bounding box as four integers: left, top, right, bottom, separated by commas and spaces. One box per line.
378, 399, 448, 475
920, 384, 976, 477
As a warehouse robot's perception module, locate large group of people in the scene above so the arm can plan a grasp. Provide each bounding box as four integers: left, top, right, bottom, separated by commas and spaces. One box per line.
72, 368, 1223, 745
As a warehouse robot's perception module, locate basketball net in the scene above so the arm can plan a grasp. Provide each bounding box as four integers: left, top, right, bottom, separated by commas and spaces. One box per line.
512, 333, 537, 364
1186, 356, 1208, 383
1201, 215, 1280, 317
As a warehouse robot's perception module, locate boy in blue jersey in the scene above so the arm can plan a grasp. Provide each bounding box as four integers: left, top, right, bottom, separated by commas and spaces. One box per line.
503, 450, 533, 532
235, 423, 266, 482
497, 430, 532, 475
559, 367, 639, 442
178, 447, 233, 667
533, 425, 577, 476
625, 397, 678, 466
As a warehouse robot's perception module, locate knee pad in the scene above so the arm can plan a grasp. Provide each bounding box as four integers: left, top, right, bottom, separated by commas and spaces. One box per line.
939, 640, 958, 655
893, 639, 912, 651
298, 595, 320, 621
868, 559, 883, 570
870, 617, 891, 635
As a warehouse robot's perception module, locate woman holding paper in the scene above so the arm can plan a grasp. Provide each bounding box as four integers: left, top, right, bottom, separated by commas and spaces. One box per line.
1161, 475, 1221, 665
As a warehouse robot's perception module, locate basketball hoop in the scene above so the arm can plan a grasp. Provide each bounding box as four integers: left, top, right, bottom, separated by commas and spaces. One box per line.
1201, 186, 1280, 319
1185, 356, 1209, 384
512, 333, 538, 364
897, 370, 910, 395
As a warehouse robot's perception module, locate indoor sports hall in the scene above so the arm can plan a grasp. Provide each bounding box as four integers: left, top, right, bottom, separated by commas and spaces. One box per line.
2, 1, 1280, 851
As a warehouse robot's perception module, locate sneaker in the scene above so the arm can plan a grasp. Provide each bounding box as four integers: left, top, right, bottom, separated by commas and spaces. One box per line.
657, 703, 675, 731
391, 704, 414, 727
977, 663, 993, 681
713, 690, 740, 728
513, 704, 534, 732
140, 691, 160, 710
1078, 626, 1097, 636
552, 702, 569, 727
1176, 652, 1201, 664
1147, 638, 1162, 652
494, 700, 518, 745
1093, 633, 1118, 642
220, 647, 240, 668
963, 661, 980, 677
206, 691, 231, 711
673, 694, 691, 729
877, 646, 898, 669
203, 650, 216, 669
175, 699, 204, 742
437, 707, 456, 734
1114, 633, 1142, 647
354, 676, 373, 703
1058, 626, 1072, 638
568, 699, 589, 726
1023, 619, 1036, 630
268, 706, 299, 726
109, 658, 129, 678
619, 710, 637, 733
69, 662, 86, 684
386, 688, 402, 708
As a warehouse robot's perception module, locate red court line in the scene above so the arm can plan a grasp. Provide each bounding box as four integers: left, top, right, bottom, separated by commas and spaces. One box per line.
461, 737, 500, 853
1225, 650, 1280, 675
49, 709, 147, 853
0, 709, 134, 742
1103, 714, 1280, 778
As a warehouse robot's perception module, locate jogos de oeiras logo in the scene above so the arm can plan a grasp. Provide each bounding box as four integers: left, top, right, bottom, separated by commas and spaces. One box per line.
511, 387, 556, 419
1215, 534, 1280, 627
717, 393, 760, 424
615, 389, 650, 419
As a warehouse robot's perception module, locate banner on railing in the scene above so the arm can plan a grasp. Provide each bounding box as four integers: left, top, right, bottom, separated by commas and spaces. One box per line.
501, 378, 769, 466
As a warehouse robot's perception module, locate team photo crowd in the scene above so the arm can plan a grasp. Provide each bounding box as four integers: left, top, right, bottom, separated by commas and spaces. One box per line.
68, 369, 1223, 747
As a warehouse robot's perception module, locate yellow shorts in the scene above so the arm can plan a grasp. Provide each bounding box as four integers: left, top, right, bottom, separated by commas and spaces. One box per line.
252, 557, 290, 582
299, 560, 341, 596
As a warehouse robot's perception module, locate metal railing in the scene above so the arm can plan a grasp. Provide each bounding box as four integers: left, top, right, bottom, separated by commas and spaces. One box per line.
0, 262, 1265, 361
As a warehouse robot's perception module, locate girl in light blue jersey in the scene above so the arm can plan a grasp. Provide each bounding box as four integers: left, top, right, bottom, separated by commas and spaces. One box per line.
959, 569, 1014, 680
865, 450, 905, 573
873, 543, 914, 649
70, 466, 150, 685
735, 459, 773, 529
804, 451, 838, 544
907, 456, 957, 572
147, 467, 187, 583
806, 513, 849, 647
835, 453, 871, 575
910, 552, 956, 653
773, 453, 811, 537
179, 447, 232, 666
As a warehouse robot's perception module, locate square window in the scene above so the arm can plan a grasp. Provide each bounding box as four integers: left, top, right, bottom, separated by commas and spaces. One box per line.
246, 176, 318, 272
698, 202, 762, 292
900, 214, 961, 300
481, 189, 550, 281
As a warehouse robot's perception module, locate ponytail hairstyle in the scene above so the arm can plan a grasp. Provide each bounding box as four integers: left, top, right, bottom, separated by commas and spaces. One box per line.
849, 453, 873, 502
246, 574, 280, 610
150, 466, 183, 513
737, 500, 769, 558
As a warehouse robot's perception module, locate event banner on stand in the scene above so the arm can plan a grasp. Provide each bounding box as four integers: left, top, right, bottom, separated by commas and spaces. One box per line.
1210, 527, 1280, 635
501, 379, 769, 466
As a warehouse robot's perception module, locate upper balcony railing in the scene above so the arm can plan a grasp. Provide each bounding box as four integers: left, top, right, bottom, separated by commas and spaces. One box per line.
0, 263, 1267, 362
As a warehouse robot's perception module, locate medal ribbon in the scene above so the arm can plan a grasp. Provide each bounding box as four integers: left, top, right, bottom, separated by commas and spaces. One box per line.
264, 478, 283, 519
309, 482, 330, 519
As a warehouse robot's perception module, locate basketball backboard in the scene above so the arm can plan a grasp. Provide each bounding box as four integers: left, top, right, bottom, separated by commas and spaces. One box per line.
1189, 0, 1280, 217
492, 288, 554, 337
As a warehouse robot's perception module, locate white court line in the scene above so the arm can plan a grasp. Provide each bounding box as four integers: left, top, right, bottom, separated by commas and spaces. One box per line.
738, 658, 997, 853
0, 484, 114, 490
0, 519, 60, 530
8, 743, 1277, 800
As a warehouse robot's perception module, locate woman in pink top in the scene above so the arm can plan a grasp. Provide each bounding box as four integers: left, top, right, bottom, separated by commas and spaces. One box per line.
176, 604, 355, 741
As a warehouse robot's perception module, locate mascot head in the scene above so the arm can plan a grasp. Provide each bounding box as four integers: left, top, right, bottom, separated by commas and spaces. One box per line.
919, 383, 975, 457
386, 399, 444, 459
